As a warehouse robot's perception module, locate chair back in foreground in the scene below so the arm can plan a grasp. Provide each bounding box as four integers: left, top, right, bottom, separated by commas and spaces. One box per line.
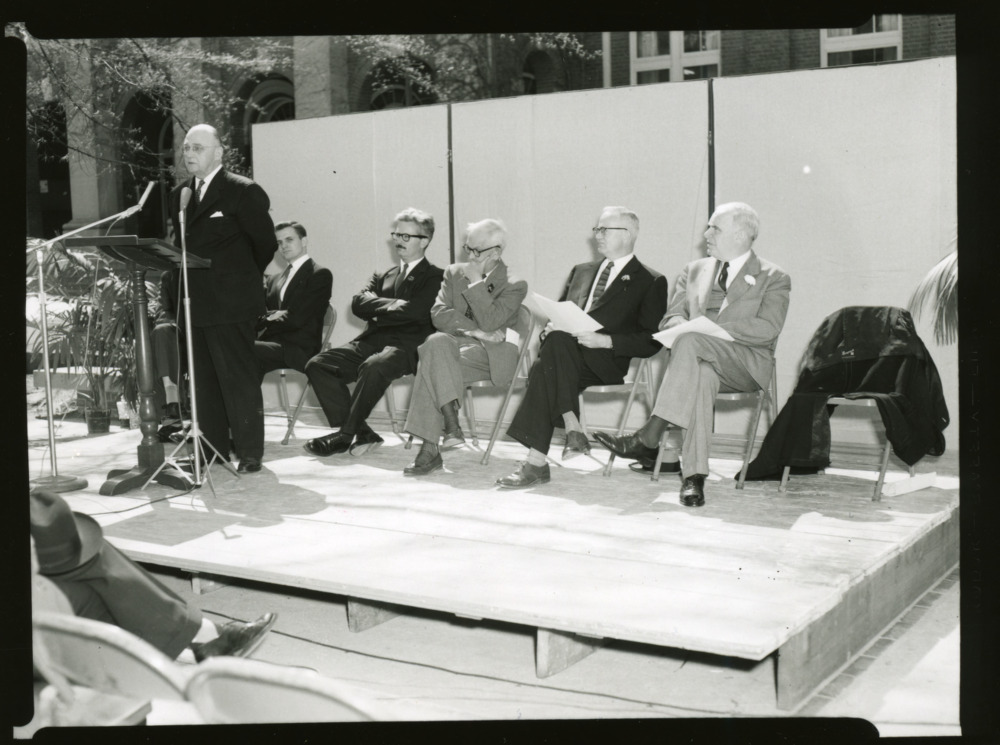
32, 611, 190, 702
185, 657, 382, 723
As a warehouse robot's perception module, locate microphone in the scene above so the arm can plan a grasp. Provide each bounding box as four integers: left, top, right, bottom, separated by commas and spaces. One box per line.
122, 181, 156, 217
179, 186, 193, 212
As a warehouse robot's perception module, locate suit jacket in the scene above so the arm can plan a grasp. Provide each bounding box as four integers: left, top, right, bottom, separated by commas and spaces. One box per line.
663, 251, 791, 391
351, 258, 445, 366
259, 257, 333, 359
169, 170, 275, 327
561, 256, 668, 379
430, 260, 528, 386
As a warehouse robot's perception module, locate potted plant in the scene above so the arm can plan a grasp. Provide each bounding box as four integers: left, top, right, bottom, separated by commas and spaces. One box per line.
908, 237, 957, 346
27, 239, 155, 432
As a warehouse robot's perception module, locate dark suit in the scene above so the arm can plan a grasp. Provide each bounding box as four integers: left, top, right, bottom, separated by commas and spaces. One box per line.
305, 258, 444, 435
169, 169, 276, 461
255, 257, 333, 377
506, 256, 667, 454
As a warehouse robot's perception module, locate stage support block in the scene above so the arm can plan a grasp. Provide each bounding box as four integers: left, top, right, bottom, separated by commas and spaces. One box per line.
774, 512, 958, 710
347, 598, 401, 632
535, 628, 606, 678
881, 471, 937, 497
191, 573, 228, 595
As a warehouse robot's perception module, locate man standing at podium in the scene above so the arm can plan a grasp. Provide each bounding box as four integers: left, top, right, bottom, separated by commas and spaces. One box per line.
169, 123, 276, 474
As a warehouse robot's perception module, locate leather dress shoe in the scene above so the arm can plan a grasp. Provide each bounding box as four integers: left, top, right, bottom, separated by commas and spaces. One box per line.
157, 420, 184, 443
680, 474, 706, 507
403, 444, 443, 476
304, 432, 353, 457
440, 428, 465, 450
495, 461, 551, 489
561, 430, 591, 460
237, 457, 262, 473
349, 427, 384, 456
191, 612, 278, 662
628, 457, 682, 475
593, 431, 659, 461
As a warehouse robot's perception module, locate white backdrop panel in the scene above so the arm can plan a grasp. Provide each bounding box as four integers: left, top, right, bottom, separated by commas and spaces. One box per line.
714, 57, 957, 445
253, 106, 451, 346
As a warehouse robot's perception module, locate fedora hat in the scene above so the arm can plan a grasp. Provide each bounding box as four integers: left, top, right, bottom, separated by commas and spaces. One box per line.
29, 489, 103, 576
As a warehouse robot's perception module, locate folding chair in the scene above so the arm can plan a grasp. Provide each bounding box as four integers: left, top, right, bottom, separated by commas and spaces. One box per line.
778, 397, 915, 501
280, 304, 337, 445
649, 361, 778, 487
581, 353, 659, 476
185, 657, 381, 723
32, 611, 190, 703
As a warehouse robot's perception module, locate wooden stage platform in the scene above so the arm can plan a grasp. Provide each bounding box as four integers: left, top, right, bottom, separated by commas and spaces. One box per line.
44, 419, 959, 712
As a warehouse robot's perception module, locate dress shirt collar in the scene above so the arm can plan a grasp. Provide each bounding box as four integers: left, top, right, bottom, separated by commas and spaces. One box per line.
720, 250, 751, 284
197, 164, 223, 193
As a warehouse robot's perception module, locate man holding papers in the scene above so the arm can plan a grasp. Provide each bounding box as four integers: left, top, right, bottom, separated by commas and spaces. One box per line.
595, 202, 790, 507
495, 206, 667, 488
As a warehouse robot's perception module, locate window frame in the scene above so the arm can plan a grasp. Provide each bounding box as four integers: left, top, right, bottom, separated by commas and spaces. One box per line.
820, 15, 903, 68
629, 31, 721, 84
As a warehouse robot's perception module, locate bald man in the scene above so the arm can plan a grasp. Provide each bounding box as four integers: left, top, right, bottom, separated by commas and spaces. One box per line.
169, 124, 276, 474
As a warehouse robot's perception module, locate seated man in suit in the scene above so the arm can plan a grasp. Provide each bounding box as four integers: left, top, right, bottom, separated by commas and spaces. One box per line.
595, 202, 790, 507
30, 489, 277, 663
402, 218, 528, 475
495, 206, 668, 488
304, 208, 445, 457
255, 221, 333, 378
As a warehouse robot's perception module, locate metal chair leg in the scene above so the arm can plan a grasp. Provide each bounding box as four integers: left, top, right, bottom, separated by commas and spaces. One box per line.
464, 387, 479, 447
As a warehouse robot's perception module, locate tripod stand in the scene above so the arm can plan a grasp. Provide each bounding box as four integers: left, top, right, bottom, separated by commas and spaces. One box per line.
142, 187, 239, 492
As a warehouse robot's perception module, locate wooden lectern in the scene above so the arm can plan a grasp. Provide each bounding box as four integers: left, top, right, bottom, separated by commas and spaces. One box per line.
64, 236, 209, 495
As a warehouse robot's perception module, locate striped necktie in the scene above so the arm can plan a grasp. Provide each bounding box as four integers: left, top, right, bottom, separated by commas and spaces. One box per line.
394, 264, 408, 296
718, 261, 730, 292
590, 262, 613, 306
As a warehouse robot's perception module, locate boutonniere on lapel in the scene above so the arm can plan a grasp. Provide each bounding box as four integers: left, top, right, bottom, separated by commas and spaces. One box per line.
487, 283, 495, 294
744, 275, 756, 286
621, 274, 631, 282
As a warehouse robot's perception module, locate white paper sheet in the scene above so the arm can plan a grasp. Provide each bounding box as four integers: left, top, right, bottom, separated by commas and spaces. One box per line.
653, 316, 734, 348
526, 292, 603, 333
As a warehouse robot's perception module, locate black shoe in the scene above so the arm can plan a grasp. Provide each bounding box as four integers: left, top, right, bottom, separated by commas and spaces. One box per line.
403, 444, 444, 476
628, 457, 682, 474
561, 430, 591, 460
237, 457, 263, 473
349, 427, 384, 456
680, 474, 706, 507
593, 431, 658, 461
495, 461, 551, 489
157, 421, 184, 443
440, 428, 466, 450
191, 613, 278, 662
304, 432, 353, 457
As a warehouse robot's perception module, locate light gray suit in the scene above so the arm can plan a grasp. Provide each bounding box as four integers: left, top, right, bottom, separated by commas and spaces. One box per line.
404, 260, 528, 443
655, 250, 791, 476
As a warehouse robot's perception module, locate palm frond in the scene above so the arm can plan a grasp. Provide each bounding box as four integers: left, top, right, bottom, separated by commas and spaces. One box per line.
908, 243, 958, 346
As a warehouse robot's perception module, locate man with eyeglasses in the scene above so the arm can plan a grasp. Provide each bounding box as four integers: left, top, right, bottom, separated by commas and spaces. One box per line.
402, 218, 528, 476
594, 202, 790, 507
303, 208, 444, 457
169, 123, 276, 475
495, 206, 667, 489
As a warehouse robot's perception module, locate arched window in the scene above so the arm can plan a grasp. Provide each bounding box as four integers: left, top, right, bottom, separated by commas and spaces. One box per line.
231, 75, 295, 172
360, 56, 436, 111
522, 50, 565, 95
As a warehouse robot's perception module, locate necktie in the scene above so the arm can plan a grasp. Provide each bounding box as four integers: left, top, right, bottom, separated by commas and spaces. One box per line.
394, 264, 408, 296
192, 179, 203, 207
277, 265, 292, 302
590, 262, 613, 306
718, 261, 730, 292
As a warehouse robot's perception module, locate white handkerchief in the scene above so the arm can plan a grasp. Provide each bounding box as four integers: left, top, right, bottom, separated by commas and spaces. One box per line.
210, 211, 224, 218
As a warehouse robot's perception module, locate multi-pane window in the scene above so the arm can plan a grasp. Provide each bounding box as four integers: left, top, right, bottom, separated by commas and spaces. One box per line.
631, 31, 720, 84
821, 15, 902, 67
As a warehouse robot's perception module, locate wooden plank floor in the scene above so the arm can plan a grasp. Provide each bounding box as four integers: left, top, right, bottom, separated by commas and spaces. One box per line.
43, 420, 959, 680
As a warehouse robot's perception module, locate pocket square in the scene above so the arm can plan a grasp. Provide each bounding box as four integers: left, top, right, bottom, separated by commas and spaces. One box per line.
210, 211, 224, 218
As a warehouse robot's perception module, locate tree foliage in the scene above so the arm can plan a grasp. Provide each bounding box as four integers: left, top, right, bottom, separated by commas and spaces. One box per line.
11, 23, 292, 180
346, 33, 600, 105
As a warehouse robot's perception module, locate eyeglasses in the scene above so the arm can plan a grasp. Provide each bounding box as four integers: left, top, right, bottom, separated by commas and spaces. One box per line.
182, 144, 213, 154
391, 232, 428, 243
463, 244, 501, 258
592, 227, 630, 236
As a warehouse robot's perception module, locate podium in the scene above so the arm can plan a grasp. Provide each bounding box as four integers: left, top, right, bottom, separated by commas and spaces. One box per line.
64, 236, 209, 494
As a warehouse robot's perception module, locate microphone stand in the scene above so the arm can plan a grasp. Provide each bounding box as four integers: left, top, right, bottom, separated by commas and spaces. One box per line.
143, 194, 238, 492
29, 205, 150, 492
